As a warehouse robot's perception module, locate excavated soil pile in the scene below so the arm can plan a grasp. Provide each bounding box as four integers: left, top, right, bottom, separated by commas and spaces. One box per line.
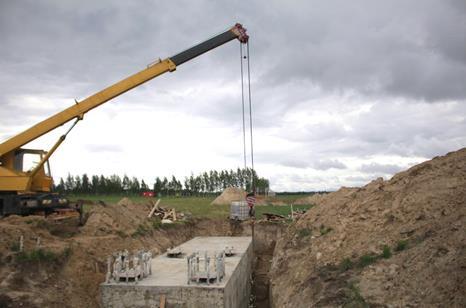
0, 199, 233, 308
211, 187, 247, 205
270, 148, 466, 307
80, 197, 151, 236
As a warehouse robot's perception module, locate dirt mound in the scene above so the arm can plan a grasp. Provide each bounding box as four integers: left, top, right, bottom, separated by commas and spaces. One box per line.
81, 198, 151, 236
270, 148, 466, 307
211, 187, 246, 205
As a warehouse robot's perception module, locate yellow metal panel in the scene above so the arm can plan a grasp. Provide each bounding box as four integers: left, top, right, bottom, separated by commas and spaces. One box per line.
0, 176, 30, 192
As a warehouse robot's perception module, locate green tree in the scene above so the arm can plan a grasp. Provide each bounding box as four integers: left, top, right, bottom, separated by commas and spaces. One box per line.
154, 177, 163, 195
141, 179, 149, 192
65, 173, 74, 192
130, 177, 140, 194
99, 175, 107, 194
81, 174, 90, 194
91, 175, 99, 194
122, 175, 130, 193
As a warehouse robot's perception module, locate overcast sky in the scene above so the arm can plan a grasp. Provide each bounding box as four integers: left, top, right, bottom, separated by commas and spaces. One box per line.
1, 0, 465, 191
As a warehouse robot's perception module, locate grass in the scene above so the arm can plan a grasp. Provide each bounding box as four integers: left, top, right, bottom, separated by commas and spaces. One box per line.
273, 194, 313, 204
340, 258, 354, 272
319, 224, 333, 236
395, 240, 408, 252
357, 254, 379, 267
381, 245, 392, 259
297, 228, 312, 238
17, 249, 56, 262
339, 244, 394, 271
132, 223, 153, 237
70, 194, 313, 220
9, 242, 20, 252
343, 282, 368, 308
15, 247, 72, 263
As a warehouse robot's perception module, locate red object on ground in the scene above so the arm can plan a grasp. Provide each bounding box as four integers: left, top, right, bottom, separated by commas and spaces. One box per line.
142, 191, 154, 197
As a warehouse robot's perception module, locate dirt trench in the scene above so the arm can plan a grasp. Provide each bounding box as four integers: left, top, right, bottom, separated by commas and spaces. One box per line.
0, 210, 287, 308
248, 222, 286, 308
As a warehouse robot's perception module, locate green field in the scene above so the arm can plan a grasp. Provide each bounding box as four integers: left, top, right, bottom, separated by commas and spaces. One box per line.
69, 194, 313, 219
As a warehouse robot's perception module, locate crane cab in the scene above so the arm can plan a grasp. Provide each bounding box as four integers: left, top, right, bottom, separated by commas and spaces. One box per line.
0, 148, 67, 217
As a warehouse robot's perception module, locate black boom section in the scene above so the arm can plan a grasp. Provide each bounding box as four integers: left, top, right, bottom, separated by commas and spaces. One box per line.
170, 30, 238, 66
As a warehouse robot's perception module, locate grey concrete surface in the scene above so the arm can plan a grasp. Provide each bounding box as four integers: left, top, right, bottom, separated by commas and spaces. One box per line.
101, 236, 253, 308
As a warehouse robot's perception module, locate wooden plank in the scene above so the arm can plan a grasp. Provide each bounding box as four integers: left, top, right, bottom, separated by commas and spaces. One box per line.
147, 199, 161, 218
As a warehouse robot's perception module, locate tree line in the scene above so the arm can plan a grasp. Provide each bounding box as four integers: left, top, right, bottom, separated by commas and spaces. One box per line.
54, 168, 270, 196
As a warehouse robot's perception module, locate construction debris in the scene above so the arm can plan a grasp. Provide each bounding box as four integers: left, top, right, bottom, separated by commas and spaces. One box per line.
290, 209, 307, 220
147, 200, 181, 222
262, 213, 285, 221
224, 246, 235, 257
147, 199, 161, 218
167, 247, 183, 258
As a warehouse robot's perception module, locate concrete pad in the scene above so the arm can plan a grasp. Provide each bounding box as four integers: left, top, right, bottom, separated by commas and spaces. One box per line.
101, 236, 253, 308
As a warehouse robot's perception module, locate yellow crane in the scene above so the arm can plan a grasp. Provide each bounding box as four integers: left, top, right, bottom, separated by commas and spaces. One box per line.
0, 23, 249, 216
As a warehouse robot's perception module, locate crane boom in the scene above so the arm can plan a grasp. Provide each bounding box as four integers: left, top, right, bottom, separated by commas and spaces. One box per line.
0, 23, 248, 217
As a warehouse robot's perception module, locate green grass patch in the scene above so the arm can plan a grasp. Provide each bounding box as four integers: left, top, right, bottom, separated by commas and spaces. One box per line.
63, 247, 72, 258
357, 254, 378, 268
71, 194, 313, 220
9, 242, 20, 252
381, 245, 392, 259
297, 228, 312, 238
343, 282, 368, 308
16, 247, 72, 264
16, 249, 56, 263
395, 240, 408, 252
273, 194, 313, 204
132, 224, 150, 237
340, 258, 354, 272
319, 224, 333, 236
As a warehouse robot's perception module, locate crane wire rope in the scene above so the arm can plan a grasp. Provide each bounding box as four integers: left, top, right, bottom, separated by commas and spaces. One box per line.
240, 41, 255, 192
240, 44, 247, 170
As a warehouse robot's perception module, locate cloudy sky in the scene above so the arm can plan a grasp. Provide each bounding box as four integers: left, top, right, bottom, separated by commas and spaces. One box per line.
1, 0, 465, 191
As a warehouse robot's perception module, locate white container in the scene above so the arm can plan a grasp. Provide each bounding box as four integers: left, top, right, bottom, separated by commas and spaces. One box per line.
230, 201, 249, 220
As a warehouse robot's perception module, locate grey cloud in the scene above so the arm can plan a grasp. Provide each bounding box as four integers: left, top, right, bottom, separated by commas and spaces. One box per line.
261, 0, 466, 102
313, 159, 347, 170
345, 175, 376, 182
280, 160, 310, 169
1, 1, 466, 191
359, 162, 404, 174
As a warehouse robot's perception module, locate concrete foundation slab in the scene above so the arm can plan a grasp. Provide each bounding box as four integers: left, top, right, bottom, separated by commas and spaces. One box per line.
101, 236, 253, 308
